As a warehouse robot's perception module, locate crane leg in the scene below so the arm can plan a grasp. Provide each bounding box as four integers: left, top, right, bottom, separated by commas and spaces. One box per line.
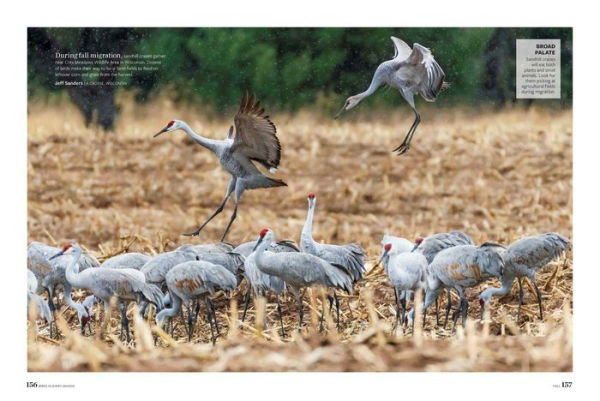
435, 296, 440, 326
194, 300, 201, 322
319, 297, 325, 332
184, 178, 236, 237
461, 297, 469, 328
240, 289, 252, 326
532, 279, 544, 320
443, 289, 452, 329
220, 183, 244, 242
393, 100, 421, 155
393, 287, 400, 332
180, 307, 190, 339
47, 288, 56, 339
204, 298, 216, 345
517, 278, 524, 323
276, 296, 285, 338
294, 290, 304, 332
334, 292, 340, 329
187, 304, 193, 342
207, 298, 220, 336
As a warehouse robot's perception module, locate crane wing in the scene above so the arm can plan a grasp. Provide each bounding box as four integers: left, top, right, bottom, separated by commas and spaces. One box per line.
410, 43, 447, 101
390, 36, 412, 61
232, 92, 281, 171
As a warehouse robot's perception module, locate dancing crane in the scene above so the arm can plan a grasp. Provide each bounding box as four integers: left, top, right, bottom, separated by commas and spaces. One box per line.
254, 228, 353, 331
154, 92, 287, 240
335, 37, 448, 155
479, 233, 569, 321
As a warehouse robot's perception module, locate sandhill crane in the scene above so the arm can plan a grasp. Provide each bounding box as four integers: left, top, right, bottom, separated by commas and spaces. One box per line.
254, 228, 353, 331
177, 242, 235, 254
374, 243, 428, 331
100, 252, 152, 270
50, 243, 164, 342
237, 239, 298, 336
407, 243, 504, 328
156, 259, 237, 343
479, 233, 569, 321
154, 92, 287, 240
27, 270, 53, 327
28, 242, 99, 337
414, 231, 474, 327
301, 193, 365, 326
335, 37, 448, 155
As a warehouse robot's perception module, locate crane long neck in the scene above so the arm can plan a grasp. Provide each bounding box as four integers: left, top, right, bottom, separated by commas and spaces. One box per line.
301, 201, 316, 247
156, 293, 182, 324
179, 121, 219, 153
65, 250, 84, 288
358, 70, 384, 99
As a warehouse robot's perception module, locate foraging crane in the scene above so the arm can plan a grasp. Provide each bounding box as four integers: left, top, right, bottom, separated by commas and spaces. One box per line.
27, 270, 53, 327
407, 243, 504, 328
27, 241, 99, 337
100, 252, 152, 270
301, 193, 365, 326
156, 259, 237, 343
479, 233, 569, 321
335, 37, 448, 155
50, 243, 165, 342
237, 239, 298, 336
414, 231, 474, 327
254, 228, 353, 331
154, 92, 287, 240
373, 243, 428, 331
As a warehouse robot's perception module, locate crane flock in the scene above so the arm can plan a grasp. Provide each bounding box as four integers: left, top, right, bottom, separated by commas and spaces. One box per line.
27, 192, 570, 344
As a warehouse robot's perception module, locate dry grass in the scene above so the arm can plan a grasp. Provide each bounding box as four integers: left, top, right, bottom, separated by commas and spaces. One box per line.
27, 97, 572, 371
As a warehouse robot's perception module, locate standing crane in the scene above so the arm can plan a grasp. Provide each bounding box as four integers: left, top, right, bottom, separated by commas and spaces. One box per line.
154, 92, 287, 240
479, 233, 569, 321
300, 193, 365, 327
27, 270, 53, 327
236, 239, 298, 336
156, 259, 237, 343
100, 252, 152, 270
413, 231, 474, 327
335, 37, 448, 155
374, 243, 428, 331
407, 243, 504, 328
28, 241, 99, 337
254, 228, 353, 331
50, 243, 165, 342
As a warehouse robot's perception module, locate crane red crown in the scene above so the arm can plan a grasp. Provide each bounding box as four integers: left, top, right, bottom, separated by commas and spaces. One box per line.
259, 228, 269, 238
384, 243, 392, 251
415, 237, 424, 244
308, 193, 316, 199
62, 243, 73, 251
167, 120, 175, 128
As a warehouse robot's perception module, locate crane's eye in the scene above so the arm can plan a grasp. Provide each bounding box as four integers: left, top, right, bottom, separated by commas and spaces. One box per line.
167, 120, 175, 128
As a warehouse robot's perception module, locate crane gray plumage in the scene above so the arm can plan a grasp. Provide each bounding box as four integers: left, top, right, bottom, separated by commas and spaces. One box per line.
154, 92, 287, 241
479, 233, 570, 321
376, 242, 428, 331
100, 252, 152, 270
50, 243, 165, 341
254, 228, 353, 331
408, 243, 504, 328
177, 242, 235, 255
156, 260, 237, 342
27, 241, 99, 337
27, 269, 53, 326
301, 194, 365, 282
238, 239, 297, 336
414, 230, 474, 327
336, 37, 448, 155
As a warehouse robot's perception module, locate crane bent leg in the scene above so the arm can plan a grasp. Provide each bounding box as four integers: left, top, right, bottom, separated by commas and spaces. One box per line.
220, 181, 245, 242
393, 94, 421, 155
184, 177, 236, 237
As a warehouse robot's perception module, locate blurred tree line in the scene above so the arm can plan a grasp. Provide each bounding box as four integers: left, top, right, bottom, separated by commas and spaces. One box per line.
28, 27, 572, 129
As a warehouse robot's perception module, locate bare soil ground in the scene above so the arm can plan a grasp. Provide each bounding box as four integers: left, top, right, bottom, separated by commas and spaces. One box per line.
27, 99, 572, 371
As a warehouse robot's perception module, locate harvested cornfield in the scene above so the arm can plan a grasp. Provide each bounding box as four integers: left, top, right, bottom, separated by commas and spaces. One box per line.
27, 99, 572, 371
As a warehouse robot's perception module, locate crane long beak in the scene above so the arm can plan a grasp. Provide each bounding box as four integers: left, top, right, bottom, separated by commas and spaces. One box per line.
49, 250, 64, 260
373, 250, 389, 269
153, 127, 168, 138
411, 243, 420, 252
252, 237, 264, 252
334, 104, 346, 119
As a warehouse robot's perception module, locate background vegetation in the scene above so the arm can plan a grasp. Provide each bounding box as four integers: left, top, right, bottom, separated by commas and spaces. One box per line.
28, 28, 572, 129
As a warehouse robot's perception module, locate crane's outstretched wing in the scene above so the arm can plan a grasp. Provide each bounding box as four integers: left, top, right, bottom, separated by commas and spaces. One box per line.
409, 43, 447, 101
390, 36, 412, 61
232, 92, 281, 171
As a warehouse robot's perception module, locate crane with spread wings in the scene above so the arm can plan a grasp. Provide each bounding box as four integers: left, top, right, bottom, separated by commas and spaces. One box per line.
154, 92, 287, 241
